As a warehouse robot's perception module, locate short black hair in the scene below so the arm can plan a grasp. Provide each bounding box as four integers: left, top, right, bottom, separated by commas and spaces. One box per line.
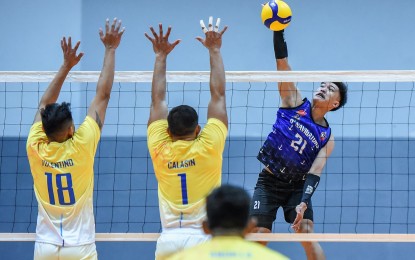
331, 82, 348, 111
167, 105, 198, 136
41, 102, 73, 138
206, 184, 251, 231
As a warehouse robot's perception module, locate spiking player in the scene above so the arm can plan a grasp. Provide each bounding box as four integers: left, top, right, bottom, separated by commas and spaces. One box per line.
249, 29, 348, 260
26, 18, 124, 259
145, 17, 228, 260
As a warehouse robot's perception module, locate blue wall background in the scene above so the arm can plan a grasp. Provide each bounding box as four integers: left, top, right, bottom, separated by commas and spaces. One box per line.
2, 0, 415, 71
1, 0, 415, 259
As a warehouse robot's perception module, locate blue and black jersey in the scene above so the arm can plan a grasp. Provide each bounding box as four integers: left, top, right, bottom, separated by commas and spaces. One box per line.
258, 98, 331, 176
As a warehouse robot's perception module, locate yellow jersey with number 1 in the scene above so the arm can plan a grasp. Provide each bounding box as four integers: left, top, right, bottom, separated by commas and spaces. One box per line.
26, 116, 100, 246
147, 118, 227, 229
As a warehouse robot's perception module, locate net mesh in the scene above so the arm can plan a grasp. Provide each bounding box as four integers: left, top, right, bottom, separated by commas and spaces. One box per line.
0, 71, 414, 236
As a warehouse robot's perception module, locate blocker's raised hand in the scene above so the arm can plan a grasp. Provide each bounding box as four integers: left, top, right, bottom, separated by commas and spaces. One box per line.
145, 24, 181, 56
99, 18, 125, 50
196, 16, 228, 51
61, 36, 83, 69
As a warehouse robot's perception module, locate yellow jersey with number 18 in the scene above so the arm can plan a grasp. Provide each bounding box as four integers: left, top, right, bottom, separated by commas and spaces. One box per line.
147, 118, 228, 230
26, 116, 100, 246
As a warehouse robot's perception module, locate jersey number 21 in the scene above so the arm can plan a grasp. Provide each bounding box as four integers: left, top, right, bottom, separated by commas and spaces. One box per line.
290, 133, 307, 154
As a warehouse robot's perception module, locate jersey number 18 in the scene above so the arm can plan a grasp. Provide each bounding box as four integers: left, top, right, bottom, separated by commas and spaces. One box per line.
45, 172, 75, 205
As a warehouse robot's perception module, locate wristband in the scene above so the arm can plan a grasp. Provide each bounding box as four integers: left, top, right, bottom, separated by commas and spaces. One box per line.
273, 30, 288, 59
301, 174, 320, 205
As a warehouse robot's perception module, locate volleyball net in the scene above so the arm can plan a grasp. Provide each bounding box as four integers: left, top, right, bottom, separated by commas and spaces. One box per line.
0, 71, 414, 242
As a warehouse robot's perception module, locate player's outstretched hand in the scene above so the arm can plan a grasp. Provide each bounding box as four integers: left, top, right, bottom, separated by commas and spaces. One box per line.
99, 18, 125, 50
291, 202, 307, 232
61, 37, 83, 69
145, 24, 181, 56
196, 16, 228, 51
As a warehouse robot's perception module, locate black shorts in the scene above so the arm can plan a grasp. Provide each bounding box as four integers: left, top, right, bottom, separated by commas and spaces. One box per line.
249, 169, 314, 231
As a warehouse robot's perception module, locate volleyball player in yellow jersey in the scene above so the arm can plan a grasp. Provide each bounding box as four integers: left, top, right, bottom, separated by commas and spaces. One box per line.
26, 18, 124, 260
168, 185, 288, 260
145, 17, 228, 260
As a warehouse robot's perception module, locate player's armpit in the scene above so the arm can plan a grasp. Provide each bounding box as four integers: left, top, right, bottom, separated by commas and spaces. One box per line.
33, 109, 42, 124
93, 111, 103, 129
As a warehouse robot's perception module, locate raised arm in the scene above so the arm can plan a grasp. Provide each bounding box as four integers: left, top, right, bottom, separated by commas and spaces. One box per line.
196, 17, 228, 127
87, 18, 124, 130
33, 37, 83, 123
274, 30, 302, 108
145, 24, 180, 126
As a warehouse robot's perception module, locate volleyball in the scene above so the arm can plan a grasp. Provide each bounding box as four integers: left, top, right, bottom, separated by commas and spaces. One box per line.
261, 0, 292, 31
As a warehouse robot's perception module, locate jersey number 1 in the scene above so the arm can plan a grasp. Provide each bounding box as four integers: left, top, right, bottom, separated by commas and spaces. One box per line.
177, 173, 189, 205
45, 172, 75, 205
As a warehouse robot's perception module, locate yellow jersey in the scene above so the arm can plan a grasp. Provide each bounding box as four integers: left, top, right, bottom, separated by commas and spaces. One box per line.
147, 118, 227, 229
167, 236, 289, 260
26, 116, 100, 246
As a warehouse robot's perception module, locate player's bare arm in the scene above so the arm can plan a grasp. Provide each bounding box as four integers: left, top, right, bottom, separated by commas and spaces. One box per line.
291, 134, 335, 231
308, 134, 335, 177
196, 17, 228, 127
145, 24, 181, 126
87, 18, 124, 130
274, 31, 302, 108
33, 37, 83, 123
